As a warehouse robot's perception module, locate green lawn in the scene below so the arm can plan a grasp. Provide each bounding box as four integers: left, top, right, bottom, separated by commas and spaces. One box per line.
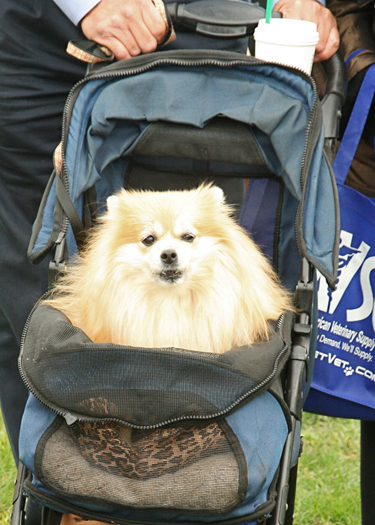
0, 414, 16, 525
294, 414, 360, 525
0, 411, 360, 524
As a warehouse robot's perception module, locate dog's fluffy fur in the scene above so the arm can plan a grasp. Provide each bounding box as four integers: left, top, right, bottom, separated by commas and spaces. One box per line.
45, 184, 292, 353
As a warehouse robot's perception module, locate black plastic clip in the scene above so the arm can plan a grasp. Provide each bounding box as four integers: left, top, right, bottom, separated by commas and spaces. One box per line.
48, 233, 68, 290
10, 462, 27, 525
295, 258, 314, 316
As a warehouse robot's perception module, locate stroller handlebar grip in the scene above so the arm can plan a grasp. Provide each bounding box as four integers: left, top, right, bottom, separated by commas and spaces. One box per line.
321, 51, 347, 105
320, 52, 348, 140
166, 0, 281, 38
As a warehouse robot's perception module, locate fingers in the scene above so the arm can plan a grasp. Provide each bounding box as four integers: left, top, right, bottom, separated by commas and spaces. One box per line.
142, 1, 169, 43
314, 14, 340, 61
273, 0, 340, 62
314, 29, 340, 61
128, 3, 167, 55
80, 0, 167, 61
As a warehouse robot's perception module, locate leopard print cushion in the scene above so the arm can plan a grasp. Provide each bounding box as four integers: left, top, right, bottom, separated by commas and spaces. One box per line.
69, 420, 230, 480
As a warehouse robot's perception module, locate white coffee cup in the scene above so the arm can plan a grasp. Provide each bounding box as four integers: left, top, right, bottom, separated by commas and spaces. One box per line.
254, 18, 319, 75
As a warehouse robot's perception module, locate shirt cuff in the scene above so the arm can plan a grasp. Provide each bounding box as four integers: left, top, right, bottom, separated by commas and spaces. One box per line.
52, 0, 101, 25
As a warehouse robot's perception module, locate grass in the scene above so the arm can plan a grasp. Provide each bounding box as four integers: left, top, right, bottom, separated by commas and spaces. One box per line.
0, 411, 360, 525
0, 414, 16, 525
294, 413, 361, 525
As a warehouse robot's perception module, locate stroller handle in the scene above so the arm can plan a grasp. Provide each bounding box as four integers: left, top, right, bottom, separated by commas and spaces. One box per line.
166, 0, 281, 38
320, 51, 347, 140
66, 0, 281, 62
67, 0, 347, 139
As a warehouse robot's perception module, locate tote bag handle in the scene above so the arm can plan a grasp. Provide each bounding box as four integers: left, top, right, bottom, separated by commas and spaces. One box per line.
333, 63, 375, 185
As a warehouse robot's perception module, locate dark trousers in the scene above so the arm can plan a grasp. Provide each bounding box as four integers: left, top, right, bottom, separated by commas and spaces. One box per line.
0, 0, 86, 469
361, 420, 375, 525
0, 5, 85, 523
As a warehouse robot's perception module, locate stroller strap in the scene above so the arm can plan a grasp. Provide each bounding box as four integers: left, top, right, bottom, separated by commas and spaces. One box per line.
55, 172, 86, 250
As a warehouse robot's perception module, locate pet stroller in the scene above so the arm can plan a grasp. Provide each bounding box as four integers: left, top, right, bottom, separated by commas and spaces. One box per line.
11, 1, 346, 524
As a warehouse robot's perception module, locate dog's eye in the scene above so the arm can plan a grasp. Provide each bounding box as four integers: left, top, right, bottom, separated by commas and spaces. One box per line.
181, 233, 195, 243
142, 235, 156, 246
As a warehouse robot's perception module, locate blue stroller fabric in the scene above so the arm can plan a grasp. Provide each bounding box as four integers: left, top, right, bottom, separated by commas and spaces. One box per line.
28, 50, 339, 291
21, 47, 340, 524
18, 304, 293, 523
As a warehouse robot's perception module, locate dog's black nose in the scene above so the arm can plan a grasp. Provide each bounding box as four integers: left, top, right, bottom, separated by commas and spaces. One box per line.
161, 249, 177, 265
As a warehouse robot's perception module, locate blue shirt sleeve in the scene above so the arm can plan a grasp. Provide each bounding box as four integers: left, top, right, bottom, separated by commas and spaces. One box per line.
272, 0, 326, 4
52, 0, 101, 25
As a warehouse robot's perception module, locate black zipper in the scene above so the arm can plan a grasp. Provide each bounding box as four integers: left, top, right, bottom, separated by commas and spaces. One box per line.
18, 299, 289, 428
293, 73, 321, 260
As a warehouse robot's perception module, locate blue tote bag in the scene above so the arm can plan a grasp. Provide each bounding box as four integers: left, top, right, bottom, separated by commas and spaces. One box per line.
305, 65, 375, 420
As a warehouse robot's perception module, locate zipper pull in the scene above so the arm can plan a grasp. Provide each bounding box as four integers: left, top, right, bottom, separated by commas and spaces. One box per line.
64, 413, 78, 426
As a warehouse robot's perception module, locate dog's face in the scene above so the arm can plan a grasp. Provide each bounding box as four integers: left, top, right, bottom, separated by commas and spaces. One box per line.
103, 185, 230, 289
136, 221, 200, 285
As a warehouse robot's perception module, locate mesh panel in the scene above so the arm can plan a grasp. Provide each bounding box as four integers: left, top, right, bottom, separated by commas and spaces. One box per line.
38, 418, 241, 513
21, 306, 291, 427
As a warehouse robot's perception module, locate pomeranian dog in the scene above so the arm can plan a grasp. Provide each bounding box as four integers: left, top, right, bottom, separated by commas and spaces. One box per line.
45, 184, 292, 353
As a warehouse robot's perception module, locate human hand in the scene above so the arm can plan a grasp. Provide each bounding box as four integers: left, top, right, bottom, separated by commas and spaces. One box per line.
80, 0, 168, 61
273, 0, 340, 61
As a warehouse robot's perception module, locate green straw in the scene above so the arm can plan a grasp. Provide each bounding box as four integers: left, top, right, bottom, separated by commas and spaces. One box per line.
265, 0, 273, 23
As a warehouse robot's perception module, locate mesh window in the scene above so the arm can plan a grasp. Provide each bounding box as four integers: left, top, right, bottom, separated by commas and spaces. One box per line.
20, 305, 291, 427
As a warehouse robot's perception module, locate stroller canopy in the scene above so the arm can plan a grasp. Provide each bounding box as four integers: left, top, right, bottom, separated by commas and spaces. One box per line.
29, 50, 339, 287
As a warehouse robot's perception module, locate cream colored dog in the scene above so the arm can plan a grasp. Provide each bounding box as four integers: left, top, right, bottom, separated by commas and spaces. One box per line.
45, 184, 292, 352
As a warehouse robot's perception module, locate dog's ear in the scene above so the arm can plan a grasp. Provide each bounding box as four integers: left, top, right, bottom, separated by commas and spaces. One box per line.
209, 185, 225, 205
106, 195, 119, 213
197, 183, 225, 206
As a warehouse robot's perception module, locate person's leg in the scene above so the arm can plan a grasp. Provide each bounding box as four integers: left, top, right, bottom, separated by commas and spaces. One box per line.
0, 4, 86, 524
361, 420, 375, 525
0, 155, 57, 525
0, 314, 28, 461
0, 0, 86, 447
0, 161, 52, 460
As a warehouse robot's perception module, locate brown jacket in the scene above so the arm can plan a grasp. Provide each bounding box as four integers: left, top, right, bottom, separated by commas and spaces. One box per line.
327, 0, 375, 197
328, 0, 375, 81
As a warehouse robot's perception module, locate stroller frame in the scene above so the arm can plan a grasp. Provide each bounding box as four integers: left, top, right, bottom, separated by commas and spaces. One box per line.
10, 2, 346, 524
